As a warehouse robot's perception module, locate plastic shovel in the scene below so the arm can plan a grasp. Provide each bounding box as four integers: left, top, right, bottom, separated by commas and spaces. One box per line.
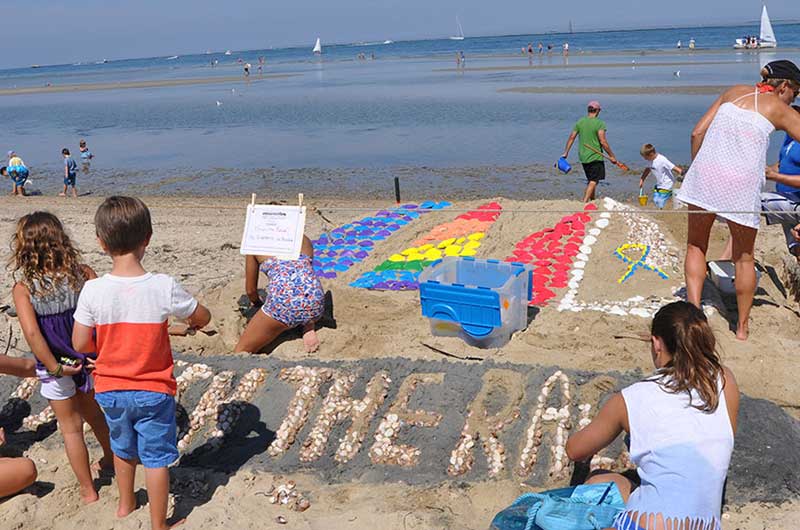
583, 144, 630, 171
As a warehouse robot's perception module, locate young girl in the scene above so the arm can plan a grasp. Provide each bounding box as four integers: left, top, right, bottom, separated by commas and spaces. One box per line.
235, 235, 324, 353
10, 212, 114, 503
566, 301, 739, 530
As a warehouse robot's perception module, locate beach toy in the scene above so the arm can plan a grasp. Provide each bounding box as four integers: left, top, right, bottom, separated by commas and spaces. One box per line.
638, 188, 648, 206
419, 257, 533, 348
582, 143, 630, 171
555, 157, 572, 174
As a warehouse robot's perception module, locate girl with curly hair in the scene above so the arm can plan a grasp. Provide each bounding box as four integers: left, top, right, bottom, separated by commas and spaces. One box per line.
9, 211, 113, 503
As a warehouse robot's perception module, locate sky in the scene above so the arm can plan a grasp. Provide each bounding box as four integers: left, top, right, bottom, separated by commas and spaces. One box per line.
3, 0, 796, 68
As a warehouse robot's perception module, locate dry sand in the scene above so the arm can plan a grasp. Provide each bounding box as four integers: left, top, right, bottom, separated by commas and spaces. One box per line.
0, 194, 798, 529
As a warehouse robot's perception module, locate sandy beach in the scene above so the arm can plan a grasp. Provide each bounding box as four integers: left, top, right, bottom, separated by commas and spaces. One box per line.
0, 193, 798, 529
0, 73, 299, 97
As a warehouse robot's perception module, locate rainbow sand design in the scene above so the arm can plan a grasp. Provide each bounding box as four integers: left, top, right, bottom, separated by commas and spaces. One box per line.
312, 201, 450, 279
350, 202, 502, 291
505, 204, 597, 307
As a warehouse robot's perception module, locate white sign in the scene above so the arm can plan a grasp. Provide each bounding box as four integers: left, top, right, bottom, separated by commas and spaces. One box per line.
240, 204, 306, 260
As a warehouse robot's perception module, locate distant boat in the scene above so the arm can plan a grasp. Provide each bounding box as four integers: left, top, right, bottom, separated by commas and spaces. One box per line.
383, 40, 394, 45
734, 4, 777, 49
224, 50, 232, 56
569, 20, 574, 34
313, 37, 322, 54
30, 64, 41, 69
450, 17, 465, 40
166, 55, 179, 60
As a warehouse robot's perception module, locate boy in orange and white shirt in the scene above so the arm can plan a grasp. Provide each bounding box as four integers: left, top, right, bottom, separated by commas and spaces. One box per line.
73, 196, 210, 530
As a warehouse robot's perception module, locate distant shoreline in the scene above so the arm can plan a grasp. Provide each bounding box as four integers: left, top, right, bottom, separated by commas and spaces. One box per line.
0, 73, 299, 96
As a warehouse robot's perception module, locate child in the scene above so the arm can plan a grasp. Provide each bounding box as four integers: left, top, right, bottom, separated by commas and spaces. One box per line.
235, 235, 324, 354
79, 139, 93, 162
79, 139, 93, 173
1, 164, 29, 196
9, 212, 114, 503
639, 143, 683, 209
566, 301, 739, 530
72, 196, 211, 530
61, 148, 78, 198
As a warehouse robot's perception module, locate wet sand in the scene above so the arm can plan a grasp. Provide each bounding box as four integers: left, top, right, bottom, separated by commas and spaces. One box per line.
0, 73, 300, 96
436, 60, 741, 73
500, 85, 728, 95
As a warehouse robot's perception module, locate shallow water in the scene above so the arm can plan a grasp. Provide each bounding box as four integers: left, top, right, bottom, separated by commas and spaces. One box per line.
1, 24, 799, 197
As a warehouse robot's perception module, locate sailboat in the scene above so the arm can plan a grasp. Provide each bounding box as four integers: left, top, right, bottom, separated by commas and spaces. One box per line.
734, 4, 777, 49
450, 17, 465, 41
759, 5, 777, 48
313, 37, 322, 54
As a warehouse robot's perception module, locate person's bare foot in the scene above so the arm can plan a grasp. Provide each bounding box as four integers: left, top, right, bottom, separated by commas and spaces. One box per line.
735, 323, 749, 341
80, 485, 100, 504
58, 192, 66, 197
302, 324, 320, 353
116, 499, 137, 518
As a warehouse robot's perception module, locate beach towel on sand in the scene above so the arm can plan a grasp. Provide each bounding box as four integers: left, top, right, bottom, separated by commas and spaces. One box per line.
490, 483, 625, 530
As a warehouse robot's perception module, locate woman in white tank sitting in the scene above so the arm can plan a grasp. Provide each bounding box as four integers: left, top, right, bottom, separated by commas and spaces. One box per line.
566, 301, 740, 530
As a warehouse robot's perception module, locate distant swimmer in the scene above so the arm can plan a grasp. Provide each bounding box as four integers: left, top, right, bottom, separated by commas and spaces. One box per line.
257, 56, 265, 75
455, 52, 461, 67
563, 42, 569, 56
527, 42, 533, 56
677, 40, 682, 49
689, 38, 696, 50
538, 42, 544, 55
460, 51, 466, 68
244, 63, 251, 76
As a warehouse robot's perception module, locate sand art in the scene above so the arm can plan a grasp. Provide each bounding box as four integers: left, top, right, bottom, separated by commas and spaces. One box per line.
506, 204, 597, 306
558, 198, 678, 318
0, 357, 797, 504
613, 243, 669, 284
351, 202, 502, 290
312, 202, 450, 279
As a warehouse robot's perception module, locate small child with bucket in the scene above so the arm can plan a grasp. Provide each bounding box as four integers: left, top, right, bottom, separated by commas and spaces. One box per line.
638, 143, 682, 209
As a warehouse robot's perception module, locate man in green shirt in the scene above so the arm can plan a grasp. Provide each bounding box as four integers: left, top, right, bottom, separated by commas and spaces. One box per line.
562, 100, 619, 203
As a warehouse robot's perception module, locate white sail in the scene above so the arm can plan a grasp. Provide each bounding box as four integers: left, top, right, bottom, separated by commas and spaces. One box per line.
450, 17, 465, 40
760, 5, 777, 47
313, 37, 322, 54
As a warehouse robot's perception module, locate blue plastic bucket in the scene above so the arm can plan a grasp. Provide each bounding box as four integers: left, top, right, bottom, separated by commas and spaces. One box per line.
556, 157, 572, 174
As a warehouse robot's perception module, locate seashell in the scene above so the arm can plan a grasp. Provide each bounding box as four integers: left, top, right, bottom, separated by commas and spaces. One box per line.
275, 515, 288, 524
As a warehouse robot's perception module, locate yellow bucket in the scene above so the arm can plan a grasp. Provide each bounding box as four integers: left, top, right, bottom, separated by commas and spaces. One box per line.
638, 194, 648, 206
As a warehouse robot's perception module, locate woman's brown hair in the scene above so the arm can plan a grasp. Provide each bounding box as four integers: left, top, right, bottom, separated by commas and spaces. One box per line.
651, 301, 723, 412
8, 212, 85, 295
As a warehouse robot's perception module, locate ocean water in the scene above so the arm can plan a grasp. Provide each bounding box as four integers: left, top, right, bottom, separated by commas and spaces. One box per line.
1, 23, 799, 198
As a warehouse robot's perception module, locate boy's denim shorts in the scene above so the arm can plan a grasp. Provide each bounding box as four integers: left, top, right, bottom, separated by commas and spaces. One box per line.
95, 390, 179, 468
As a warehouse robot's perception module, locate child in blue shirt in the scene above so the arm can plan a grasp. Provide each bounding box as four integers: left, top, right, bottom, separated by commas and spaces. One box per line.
61, 148, 78, 198
79, 139, 93, 173
1, 164, 29, 196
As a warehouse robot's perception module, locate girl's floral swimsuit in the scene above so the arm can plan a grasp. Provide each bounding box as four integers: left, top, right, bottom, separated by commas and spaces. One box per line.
260, 254, 325, 328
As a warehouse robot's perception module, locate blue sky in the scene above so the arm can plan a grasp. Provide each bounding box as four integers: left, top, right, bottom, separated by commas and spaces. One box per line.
3, 0, 795, 67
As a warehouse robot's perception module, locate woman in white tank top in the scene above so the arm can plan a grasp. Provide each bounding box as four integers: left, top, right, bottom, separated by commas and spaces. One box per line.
566, 301, 740, 530
677, 60, 800, 340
